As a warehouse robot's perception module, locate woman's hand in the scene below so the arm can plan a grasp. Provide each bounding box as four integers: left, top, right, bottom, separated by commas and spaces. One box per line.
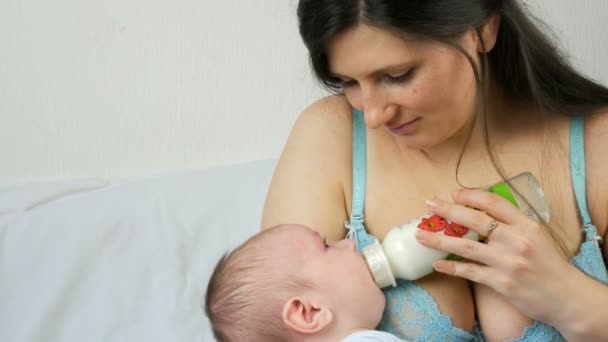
415, 188, 581, 326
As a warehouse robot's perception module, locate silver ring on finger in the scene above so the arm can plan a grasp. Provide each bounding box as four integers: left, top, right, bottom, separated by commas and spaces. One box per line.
486, 219, 499, 236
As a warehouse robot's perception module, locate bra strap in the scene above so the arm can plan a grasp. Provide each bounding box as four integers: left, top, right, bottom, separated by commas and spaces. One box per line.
569, 116, 593, 231
350, 109, 366, 224
347, 109, 367, 247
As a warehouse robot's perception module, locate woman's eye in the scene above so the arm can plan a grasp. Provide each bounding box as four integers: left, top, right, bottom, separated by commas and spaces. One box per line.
339, 79, 358, 88
384, 68, 416, 84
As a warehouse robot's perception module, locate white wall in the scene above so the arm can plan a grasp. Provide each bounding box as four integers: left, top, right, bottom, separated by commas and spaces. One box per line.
1, 0, 607, 185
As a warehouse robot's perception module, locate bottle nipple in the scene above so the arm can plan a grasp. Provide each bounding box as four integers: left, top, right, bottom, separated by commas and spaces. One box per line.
362, 238, 396, 288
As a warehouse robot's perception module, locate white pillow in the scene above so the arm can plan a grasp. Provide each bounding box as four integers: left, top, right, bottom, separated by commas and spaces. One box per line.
0, 159, 277, 342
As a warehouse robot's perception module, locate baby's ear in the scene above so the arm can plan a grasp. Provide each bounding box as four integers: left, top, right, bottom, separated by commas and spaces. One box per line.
282, 296, 333, 334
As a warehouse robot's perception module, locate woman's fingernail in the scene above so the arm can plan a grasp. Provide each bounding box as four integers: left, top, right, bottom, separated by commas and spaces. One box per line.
425, 197, 440, 210
416, 230, 430, 242
433, 261, 447, 272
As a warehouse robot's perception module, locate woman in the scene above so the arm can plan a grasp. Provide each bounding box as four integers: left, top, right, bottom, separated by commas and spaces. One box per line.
262, 1, 608, 341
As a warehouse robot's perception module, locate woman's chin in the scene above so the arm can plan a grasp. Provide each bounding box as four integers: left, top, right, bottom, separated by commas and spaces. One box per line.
393, 136, 433, 152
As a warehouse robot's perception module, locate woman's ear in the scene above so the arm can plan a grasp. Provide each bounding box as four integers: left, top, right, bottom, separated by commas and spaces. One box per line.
477, 14, 502, 53
282, 296, 333, 334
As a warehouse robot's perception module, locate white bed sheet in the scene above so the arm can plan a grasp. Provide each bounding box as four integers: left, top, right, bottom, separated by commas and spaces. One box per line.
0, 159, 277, 342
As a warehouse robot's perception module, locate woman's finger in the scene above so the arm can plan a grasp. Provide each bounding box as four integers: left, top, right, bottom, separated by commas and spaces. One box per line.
432, 259, 494, 285
451, 188, 528, 225
416, 230, 501, 266
425, 197, 508, 236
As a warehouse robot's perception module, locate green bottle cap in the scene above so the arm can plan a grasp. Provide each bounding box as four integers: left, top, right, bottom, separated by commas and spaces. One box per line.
489, 182, 519, 208
445, 253, 464, 261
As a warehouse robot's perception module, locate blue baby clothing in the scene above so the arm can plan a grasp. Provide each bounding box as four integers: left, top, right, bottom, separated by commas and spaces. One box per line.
347, 110, 607, 341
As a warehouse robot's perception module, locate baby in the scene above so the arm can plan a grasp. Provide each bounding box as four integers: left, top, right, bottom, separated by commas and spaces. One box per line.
204, 224, 408, 341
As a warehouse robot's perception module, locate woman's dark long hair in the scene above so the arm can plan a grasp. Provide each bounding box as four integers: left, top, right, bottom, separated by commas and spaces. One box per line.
297, 0, 608, 257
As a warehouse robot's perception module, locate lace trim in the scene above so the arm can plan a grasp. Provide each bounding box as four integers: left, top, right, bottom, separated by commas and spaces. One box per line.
378, 279, 475, 342
503, 320, 563, 342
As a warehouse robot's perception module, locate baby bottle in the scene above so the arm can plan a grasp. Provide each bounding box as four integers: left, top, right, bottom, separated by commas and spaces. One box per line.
487, 171, 550, 223
362, 172, 550, 288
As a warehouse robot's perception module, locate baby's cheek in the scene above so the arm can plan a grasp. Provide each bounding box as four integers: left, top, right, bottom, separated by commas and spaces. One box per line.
350, 261, 371, 282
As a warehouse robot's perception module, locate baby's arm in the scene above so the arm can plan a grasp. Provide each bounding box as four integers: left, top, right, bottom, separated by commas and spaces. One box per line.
475, 283, 533, 341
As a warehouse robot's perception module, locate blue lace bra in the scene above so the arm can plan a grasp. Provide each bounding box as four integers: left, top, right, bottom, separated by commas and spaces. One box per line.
347, 109, 608, 341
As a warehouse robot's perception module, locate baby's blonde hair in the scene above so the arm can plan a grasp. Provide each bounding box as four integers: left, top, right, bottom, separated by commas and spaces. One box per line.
204, 226, 309, 342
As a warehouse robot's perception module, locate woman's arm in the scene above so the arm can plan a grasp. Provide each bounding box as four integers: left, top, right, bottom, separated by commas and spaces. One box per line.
605, 231, 608, 275
559, 109, 608, 341
549, 109, 608, 341
262, 96, 353, 241
587, 109, 608, 265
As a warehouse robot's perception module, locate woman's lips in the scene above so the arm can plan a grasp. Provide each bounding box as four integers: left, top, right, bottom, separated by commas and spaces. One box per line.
388, 117, 421, 135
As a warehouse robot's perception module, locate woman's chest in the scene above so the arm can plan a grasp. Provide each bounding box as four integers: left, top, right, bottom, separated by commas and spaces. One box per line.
357, 131, 592, 256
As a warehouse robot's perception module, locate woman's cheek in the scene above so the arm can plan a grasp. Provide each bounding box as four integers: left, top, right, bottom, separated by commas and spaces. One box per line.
402, 82, 435, 112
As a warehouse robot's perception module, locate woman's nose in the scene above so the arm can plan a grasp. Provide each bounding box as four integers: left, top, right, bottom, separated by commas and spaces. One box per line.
364, 103, 398, 129
332, 238, 356, 251
360, 88, 397, 129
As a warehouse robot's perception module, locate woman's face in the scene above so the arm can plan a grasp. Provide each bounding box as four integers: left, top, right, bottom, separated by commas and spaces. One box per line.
326, 24, 481, 151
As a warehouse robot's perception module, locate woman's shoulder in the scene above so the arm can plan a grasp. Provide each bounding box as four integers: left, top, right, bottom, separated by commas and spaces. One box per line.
585, 108, 608, 171
261, 95, 354, 238
281, 95, 354, 167
293, 95, 353, 133
585, 107, 608, 136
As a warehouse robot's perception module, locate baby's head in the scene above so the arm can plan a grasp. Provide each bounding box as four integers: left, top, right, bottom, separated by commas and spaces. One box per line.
205, 224, 385, 342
